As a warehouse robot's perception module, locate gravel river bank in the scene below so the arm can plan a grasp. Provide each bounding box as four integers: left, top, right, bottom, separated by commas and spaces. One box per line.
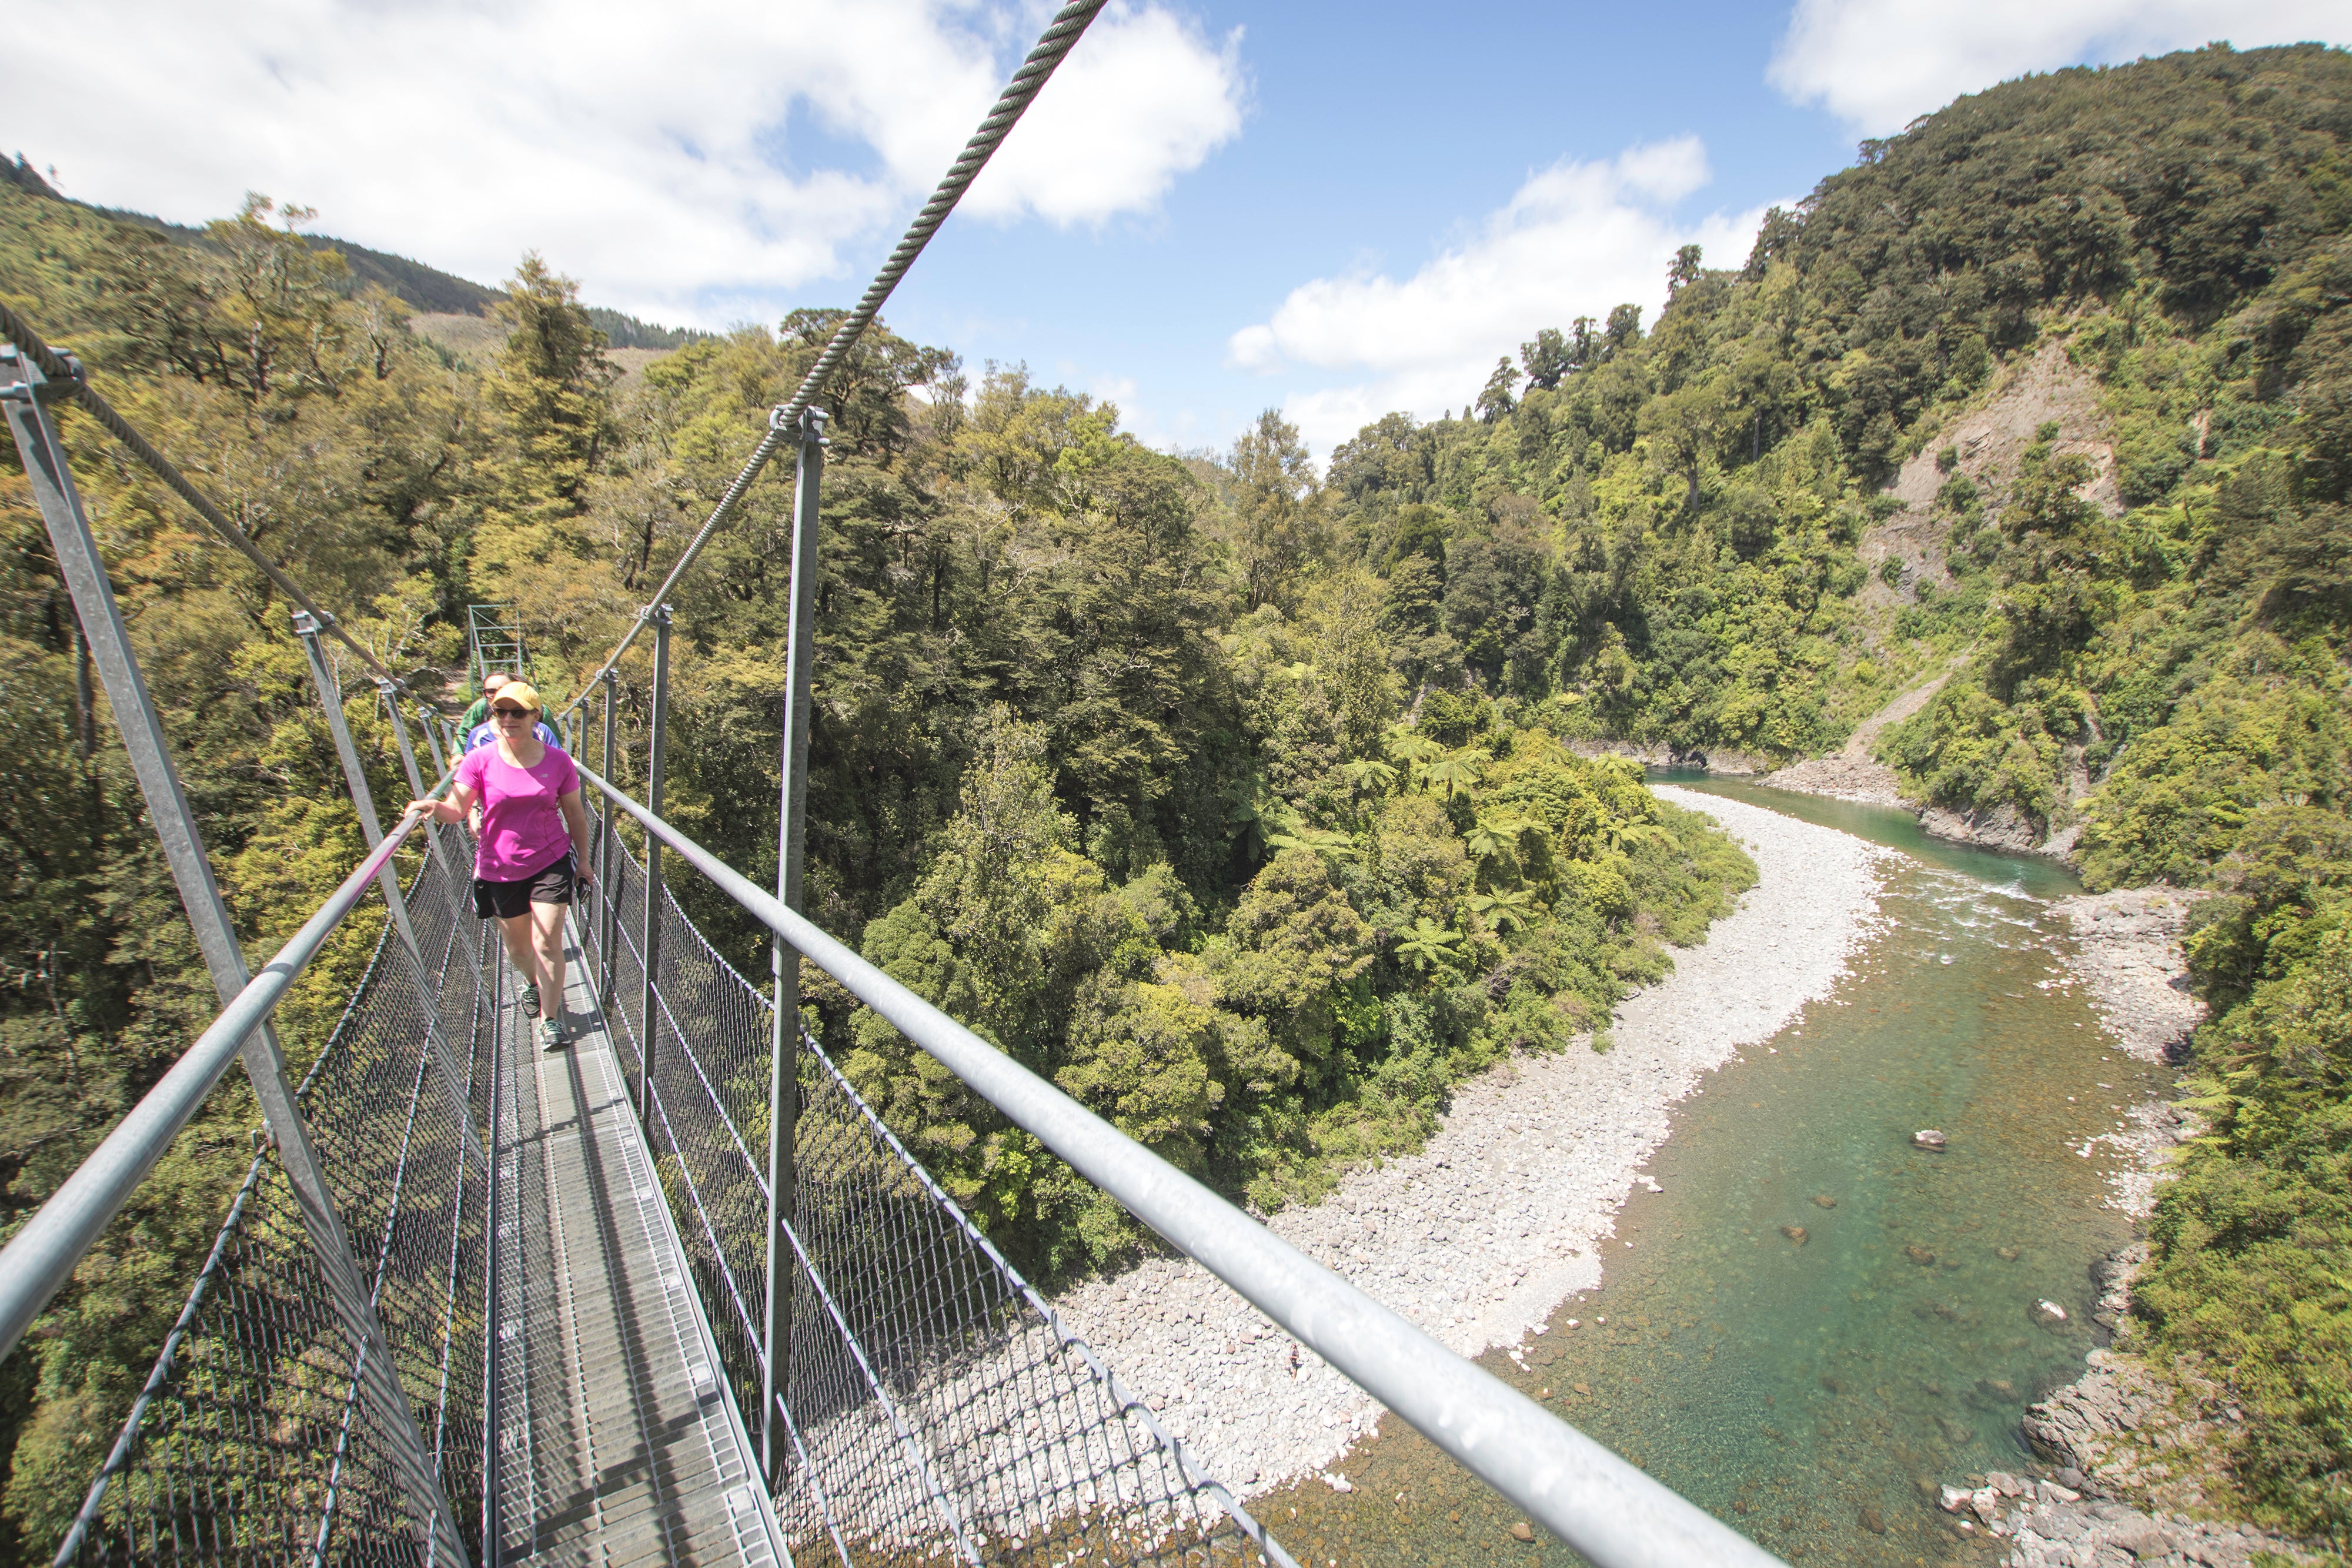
1048, 787, 1889, 1496
1235, 780, 2171, 1567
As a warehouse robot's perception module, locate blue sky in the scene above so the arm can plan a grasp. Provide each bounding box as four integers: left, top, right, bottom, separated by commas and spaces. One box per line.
887, 1, 1863, 450
12, 0, 2348, 458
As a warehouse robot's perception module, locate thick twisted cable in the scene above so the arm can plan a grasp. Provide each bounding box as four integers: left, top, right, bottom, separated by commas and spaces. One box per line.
557, 0, 1107, 720
0, 296, 413, 696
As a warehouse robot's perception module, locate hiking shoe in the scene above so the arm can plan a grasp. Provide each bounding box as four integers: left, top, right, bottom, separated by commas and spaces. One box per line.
518, 981, 539, 1015
537, 1016, 567, 1052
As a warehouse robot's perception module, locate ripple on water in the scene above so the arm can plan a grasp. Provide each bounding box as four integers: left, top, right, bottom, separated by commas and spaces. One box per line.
1262, 782, 2166, 1566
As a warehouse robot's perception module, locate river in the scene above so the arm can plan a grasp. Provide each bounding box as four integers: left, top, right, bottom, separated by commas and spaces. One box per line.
1258, 777, 2171, 1566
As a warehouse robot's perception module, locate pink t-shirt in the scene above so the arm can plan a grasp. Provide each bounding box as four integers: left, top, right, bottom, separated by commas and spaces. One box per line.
456, 742, 580, 882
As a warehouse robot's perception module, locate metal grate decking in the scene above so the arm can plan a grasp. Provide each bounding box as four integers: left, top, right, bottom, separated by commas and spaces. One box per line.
490, 921, 788, 1567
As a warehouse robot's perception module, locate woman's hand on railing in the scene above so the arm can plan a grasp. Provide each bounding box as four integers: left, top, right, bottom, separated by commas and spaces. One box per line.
403, 798, 455, 823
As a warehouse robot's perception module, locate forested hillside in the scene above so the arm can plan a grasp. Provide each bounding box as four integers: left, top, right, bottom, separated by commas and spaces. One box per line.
1316, 42, 2352, 1536
0, 166, 1751, 1554
2, 36, 2350, 1556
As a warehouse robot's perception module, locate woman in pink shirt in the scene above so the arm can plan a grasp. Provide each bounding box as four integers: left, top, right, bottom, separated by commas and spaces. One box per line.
407, 681, 593, 1051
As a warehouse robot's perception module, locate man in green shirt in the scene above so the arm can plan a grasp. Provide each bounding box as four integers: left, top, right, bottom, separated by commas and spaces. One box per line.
459, 671, 510, 735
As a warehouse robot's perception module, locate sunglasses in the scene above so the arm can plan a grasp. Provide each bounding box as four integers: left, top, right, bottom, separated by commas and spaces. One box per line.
492, 707, 534, 718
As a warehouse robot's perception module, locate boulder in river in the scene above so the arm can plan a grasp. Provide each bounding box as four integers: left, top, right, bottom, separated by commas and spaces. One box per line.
2034, 1299, 2069, 1324
1905, 1244, 1937, 1266
1510, 1522, 1536, 1542
1781, 1224, 1809, 1245
1913, 1128, 1948, 1149
1812, 1193, 1838, 1208
1858, 1503, 1885, 1534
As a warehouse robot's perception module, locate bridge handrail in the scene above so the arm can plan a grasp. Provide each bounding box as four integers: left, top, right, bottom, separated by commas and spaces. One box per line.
579, 764, 1784, 1568
0, 799, 439, 1364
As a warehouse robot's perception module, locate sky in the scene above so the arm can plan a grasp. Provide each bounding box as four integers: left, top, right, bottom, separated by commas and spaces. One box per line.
9, 0, 2348, 459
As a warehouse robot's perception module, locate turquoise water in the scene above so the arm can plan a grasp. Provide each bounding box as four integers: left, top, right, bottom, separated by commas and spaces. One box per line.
1261, 778, 2169, 1566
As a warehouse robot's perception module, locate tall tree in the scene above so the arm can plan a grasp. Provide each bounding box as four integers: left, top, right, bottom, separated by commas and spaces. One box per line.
1520, 327, 1571, 391
481, 256, 616, 535
1475, 356, 1521, 422
1227, 409, 1328, 613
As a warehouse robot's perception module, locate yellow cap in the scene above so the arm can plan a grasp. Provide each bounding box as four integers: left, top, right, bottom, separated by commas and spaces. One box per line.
491, 682, 543, 713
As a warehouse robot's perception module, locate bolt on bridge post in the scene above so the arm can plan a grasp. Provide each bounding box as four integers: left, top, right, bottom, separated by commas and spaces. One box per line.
637, 604, 674, 1125
0, 344, 470, 1563
293, 614, 484, 1166
764, 404, 826, 1480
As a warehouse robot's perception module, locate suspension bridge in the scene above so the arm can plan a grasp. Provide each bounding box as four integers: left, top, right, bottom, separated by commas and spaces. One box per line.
0, 5, 1787, 1564
467, 606, 528, 688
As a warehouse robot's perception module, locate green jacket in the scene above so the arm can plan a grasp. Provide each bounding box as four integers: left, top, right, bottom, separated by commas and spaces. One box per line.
460, 696, 491, 733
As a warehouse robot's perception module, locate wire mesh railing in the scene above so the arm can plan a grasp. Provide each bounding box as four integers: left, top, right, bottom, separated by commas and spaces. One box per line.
58, 833, 493, 1567
29, 751, 1775, 1567
780, 1032, 1275, 1566
45, 789, 1281, 1568
577, 808, 1289, 1567
592, 830, 771, 1429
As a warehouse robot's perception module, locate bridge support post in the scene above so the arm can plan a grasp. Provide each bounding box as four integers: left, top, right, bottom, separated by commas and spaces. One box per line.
598, 668, 620, 1005
293, 615, 485, 1170
418, 701, 453, 782
764, 406, 826, 1480
637, 605, 674, 1125
1, 344, 472, 1565
380, 680, 460, 888
482, 954, 507, 1568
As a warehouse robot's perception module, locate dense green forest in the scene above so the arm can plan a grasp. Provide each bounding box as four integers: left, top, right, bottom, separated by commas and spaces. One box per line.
1338, 43, 2352, 1536
1358, 42, 2350, 1539
2, 36, 2350, 1557
0, 172, 1752, 1553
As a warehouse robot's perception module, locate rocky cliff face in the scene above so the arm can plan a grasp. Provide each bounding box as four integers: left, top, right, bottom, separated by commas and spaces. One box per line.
1959, 1346, 2316, 1567
1916, 800, 2046, 853
1563, 739, 1775, 774
1934, 1325, 2317, 1565
1937, 1467, 2311, 1568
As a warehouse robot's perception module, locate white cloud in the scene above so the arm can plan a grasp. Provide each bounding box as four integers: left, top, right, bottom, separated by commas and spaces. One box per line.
8, 0, 1244, 327
971, 7, 1245, 225
1770, 0, 2350, 135
1228, 137, 1771, 454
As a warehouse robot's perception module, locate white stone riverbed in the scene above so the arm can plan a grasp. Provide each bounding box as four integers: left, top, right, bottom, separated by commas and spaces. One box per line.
1048, 787, 1893, 1496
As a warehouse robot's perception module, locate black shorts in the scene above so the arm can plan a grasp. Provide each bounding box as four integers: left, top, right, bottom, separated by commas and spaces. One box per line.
474, 854, 576, 920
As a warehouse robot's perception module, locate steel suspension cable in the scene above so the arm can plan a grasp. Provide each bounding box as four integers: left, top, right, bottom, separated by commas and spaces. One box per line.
0, 298, 416, 695
557, 0, 1108, 721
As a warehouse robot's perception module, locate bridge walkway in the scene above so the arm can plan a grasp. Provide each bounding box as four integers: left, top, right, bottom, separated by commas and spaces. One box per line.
491, 917, 787, 1567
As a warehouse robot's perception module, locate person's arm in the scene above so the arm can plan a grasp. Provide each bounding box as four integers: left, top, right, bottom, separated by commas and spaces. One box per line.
557, 787, 594, 882
405, 776, 477, 824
